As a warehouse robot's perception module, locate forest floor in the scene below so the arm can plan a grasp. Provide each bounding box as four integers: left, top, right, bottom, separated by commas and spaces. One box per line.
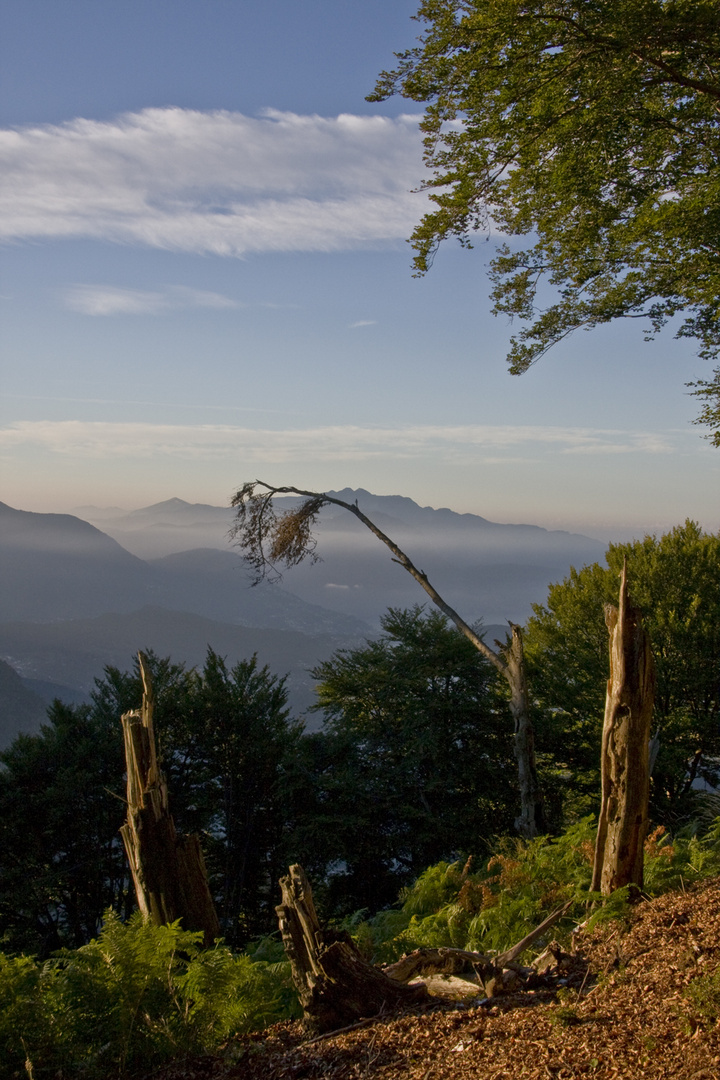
154, 877, 720, 1080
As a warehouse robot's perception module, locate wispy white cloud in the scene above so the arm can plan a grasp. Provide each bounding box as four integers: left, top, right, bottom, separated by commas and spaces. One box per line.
64, 284, 239, 315
349, 320, 377, 329
0, 108, 428, 255
0, 420, 675, 461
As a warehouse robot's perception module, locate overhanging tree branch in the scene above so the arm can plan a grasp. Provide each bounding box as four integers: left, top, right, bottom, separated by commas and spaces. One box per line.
370, 0, 720, 441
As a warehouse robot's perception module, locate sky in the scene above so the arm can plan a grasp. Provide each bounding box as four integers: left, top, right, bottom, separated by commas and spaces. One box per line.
1, 0, 718, 542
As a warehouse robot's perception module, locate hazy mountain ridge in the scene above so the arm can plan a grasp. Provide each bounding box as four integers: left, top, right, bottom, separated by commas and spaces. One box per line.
76, 491, 606, 625
0, 502, 369, 635
0, 501, 157, 622
1, 491, 607, 743
0, 500, 373, 741
249, 489, 607, 625
147, 548, 369, 636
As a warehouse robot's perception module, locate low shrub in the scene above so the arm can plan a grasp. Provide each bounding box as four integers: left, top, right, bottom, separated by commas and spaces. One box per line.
683, 966, 720, 1031
345, 816, 720, 965
0, 912, 299, 1080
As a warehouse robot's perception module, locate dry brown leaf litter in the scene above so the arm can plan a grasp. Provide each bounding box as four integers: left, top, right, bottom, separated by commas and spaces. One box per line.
153, 877, 720, 1080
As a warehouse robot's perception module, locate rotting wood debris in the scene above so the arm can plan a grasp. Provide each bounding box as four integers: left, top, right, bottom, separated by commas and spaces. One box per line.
150, 876, 720, 1080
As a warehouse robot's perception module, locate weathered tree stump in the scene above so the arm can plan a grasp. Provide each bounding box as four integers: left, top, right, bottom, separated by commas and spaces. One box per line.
276, 865, 428, 1033
120, 652, 220, 946
591, 562, 655, 896
500, 623, 547, 839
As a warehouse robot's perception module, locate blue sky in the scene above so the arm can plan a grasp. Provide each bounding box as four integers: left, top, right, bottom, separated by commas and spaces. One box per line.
1, 0, 717, 540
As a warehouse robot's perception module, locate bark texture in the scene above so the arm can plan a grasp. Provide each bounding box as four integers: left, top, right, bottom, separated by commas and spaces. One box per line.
591, 563, 655, 896
501, 624, 547, 838
277, 864, 428, 1033
120, 652, 220, 946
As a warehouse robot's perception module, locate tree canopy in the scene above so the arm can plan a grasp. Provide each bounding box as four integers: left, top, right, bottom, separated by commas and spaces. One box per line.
0, 699, 129, 955
370, 0, 720, 440
524, 521, 720, 825
0, 650, 301, 953
288, 607, 518, 914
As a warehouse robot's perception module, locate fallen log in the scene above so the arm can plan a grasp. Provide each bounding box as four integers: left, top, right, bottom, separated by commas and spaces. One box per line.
495, 900, 574, 967
531, 940, 575, 976
383, 947, 491, 984
276, 865, 428, 1033
277, 863, 581, 1029
382, 900, 574, 999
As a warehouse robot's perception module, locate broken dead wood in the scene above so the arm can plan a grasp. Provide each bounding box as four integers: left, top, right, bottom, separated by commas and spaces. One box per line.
494, 900, 574, 967
277, 864, 580, 1025
276, 864, 428, 1034
382, 901, 574, 1000
472, 900, 574, 998
383, 947, 492, 984
532, 940, 575, 977
499, 623, 547, 839
591, 561, 655, 896
120, 652, 220, 947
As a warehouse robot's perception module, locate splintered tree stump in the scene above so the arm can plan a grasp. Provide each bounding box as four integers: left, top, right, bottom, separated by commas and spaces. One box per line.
120, 652, 220, 946
592, 562, 655, 896
277, 865, 428, 1033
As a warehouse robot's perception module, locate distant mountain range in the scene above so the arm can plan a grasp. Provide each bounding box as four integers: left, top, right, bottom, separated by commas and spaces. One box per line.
76, 490, 606, 626
0, 492, 607, 747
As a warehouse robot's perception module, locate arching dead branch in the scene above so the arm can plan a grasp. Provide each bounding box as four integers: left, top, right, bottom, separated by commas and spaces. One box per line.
230, 481, 546, 838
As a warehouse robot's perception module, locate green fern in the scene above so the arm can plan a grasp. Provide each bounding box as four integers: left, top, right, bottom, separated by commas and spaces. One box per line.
0, 913, 299, 1080
343, 816, 720, 966
0, 953, 50, 1080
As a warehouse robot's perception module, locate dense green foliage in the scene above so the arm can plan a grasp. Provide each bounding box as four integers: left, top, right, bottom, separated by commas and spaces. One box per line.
370, 1, 720, 438
159, 650, 302, 943
4, 506, 720, 1079
0, 650, 300, 953
348, 816, 720, 967
524, 521, 720, 826
2, 524, 718, 958
0, 700, 130, 955
289, 607, 518, 914
0, 914, 298, 1080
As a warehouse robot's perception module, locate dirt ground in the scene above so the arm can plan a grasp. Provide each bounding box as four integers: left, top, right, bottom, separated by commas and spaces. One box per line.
154, 877, 720, 1080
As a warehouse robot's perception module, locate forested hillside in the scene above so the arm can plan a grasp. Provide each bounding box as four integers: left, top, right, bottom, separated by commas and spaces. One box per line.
1, 521, 718, 1078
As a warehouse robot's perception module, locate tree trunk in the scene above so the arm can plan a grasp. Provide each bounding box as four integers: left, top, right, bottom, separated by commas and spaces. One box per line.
501, 624, 547, 839
120, 652, 220, 946
276, 865, 428, 1033
591, 563, 655, 896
